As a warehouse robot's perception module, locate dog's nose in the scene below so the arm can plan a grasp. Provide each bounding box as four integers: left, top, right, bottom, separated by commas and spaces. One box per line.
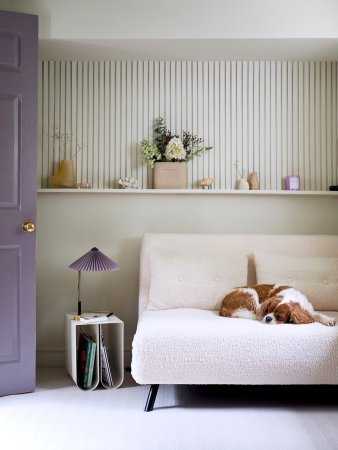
265, 316, 273, 323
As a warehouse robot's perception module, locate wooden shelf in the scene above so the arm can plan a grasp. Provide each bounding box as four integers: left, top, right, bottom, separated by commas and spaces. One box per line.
38, 189, 338, 197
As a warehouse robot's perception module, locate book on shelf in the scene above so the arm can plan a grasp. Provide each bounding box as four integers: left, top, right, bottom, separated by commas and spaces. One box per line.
77, 312, 109, 323
77, 330, 97, 389
99, 325, 113, 387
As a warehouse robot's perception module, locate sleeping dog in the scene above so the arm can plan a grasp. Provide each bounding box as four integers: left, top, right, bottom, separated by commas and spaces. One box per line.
219, 284, 336, 326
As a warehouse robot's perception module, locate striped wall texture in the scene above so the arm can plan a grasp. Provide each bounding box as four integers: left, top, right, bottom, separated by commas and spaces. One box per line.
38, 61, 338, 190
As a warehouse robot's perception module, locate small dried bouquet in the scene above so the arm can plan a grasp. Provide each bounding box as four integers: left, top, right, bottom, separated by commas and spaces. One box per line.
140, 118, 212, 168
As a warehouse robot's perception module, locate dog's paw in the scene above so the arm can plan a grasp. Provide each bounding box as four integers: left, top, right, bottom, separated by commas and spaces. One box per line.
323, 317, 336, 326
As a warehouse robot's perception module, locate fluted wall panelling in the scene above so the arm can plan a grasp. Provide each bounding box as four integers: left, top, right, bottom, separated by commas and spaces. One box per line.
38, 61, 338, 190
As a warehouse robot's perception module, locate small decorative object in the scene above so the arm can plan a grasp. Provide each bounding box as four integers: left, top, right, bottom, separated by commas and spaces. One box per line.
140, 118, 212, 189
76, 182, 92, 189
48, 126, 86, 188
118, 177, 139, 189
201, 178, 215, 189
233, 161, 249, 190
249, 171, 260, 190
285, 175, 300, 191
69, 247, 119, 315
329, 185, 338, 191
238, 176, 250, 190
49, 159, 76, 188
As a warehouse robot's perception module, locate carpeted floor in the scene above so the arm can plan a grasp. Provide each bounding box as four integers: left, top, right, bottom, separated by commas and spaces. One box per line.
0, 368, 337, 450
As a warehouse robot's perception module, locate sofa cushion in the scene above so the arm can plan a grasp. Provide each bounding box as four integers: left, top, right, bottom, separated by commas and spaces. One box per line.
131, 308, 338, 385
146, 250, 247, 311
254, 252, 338, 311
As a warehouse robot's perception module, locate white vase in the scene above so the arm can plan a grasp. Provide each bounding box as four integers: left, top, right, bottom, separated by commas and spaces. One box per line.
238, 177, 250, 190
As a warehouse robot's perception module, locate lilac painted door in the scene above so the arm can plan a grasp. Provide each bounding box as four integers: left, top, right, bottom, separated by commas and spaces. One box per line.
0, 11, 38, 396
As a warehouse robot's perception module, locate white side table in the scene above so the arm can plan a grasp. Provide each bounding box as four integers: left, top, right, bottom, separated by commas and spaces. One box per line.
65, 313, 124, 390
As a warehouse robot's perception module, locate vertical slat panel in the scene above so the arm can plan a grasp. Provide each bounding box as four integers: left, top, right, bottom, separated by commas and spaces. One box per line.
186, 61, 193, 188
231, 62, 237, 188
304, 62, 310, 190
298, 61, 306, 189
309, 62, 316, 190
214, 61, 220, 189
126, 60, 132, 181
320, 62, 327, 191
38, 59, 337, 191
253, 61, 260, 187
115, 61, 121, 187
247, 62, 254, 187
326, 62, 332, 188
197, 61, 203, 187
333, 63, 337, 186
236, 62, 242, 184
265, 62, 271, 190
104, 61, 110, 188
259, 61, 265, 189
225, 61, 231, 189
98, 61, 105, 188
287, 62, 293, 182
41, 61, 49, 187
219, 61, 225, 190
276, 62, 282, 190
281, 61, 287, 190
131, 61, 138, 182
315, 62, 321, 190
270, 61, 276, 189
137, 61, 143, 187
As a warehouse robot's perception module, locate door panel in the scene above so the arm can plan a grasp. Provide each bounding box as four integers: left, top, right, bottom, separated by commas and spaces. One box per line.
0, 11, 38, 396
0, 92, 19, 206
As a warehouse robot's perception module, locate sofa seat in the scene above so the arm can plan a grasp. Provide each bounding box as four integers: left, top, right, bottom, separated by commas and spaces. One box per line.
132, 308, 338, 385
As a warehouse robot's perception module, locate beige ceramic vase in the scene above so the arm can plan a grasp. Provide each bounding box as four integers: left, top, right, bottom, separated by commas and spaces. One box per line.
50, 160, 76, 188
249, 171, 260, 190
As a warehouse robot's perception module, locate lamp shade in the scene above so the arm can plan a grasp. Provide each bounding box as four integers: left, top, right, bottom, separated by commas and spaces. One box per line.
69, 247, 119, 272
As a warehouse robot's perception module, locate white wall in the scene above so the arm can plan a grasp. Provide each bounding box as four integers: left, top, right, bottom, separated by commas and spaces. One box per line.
36, 191, 338, 366
3, 0, 338, 39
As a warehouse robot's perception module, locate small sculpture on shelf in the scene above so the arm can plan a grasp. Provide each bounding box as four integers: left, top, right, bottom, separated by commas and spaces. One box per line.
118, 177, 139, 189
249, 171, 260, 190
233, 161, 249, 190
200, 178, 215, 189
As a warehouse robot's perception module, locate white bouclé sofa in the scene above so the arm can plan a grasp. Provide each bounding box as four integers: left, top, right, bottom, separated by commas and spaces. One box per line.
131, 233, 338, 411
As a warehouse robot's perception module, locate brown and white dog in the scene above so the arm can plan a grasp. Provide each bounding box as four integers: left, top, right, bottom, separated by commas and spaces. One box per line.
219, 284, 336, 326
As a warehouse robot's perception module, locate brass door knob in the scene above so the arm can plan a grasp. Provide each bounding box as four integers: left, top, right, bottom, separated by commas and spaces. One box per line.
22, 221, 36, 233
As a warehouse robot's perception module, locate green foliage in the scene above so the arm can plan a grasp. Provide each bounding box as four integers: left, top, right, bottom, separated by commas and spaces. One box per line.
140, 118, 212, 167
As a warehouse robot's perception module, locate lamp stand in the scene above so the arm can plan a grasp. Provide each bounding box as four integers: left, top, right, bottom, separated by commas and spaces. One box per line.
77, 271, 81, 315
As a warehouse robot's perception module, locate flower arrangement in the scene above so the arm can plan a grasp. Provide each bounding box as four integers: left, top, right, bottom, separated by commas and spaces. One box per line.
140, 118, 212, 168
49, 126, 86, 159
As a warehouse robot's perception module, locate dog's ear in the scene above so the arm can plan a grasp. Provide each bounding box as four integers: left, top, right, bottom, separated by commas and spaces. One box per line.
290, 303, 315, 324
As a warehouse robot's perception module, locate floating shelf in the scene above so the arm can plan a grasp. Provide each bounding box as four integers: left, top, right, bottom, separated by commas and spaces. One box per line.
37, 189, 338, 197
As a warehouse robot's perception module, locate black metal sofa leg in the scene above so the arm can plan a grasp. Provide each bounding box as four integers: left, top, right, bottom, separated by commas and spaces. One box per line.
144, 384, 159, 412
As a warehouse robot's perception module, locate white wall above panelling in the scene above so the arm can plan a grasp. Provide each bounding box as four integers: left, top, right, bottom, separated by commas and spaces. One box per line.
38, 39, 338, 61
38, 60, 338, 191
4, 0, 338, 39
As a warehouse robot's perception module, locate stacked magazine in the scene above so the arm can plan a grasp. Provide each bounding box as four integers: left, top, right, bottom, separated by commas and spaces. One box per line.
99, 325, 113, 387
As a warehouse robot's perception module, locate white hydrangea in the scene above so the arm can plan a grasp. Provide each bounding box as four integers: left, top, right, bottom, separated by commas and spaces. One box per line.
164, 137, 186, 161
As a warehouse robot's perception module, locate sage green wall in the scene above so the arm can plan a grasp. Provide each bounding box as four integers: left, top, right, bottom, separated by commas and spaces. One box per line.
36, 191, 338, 366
